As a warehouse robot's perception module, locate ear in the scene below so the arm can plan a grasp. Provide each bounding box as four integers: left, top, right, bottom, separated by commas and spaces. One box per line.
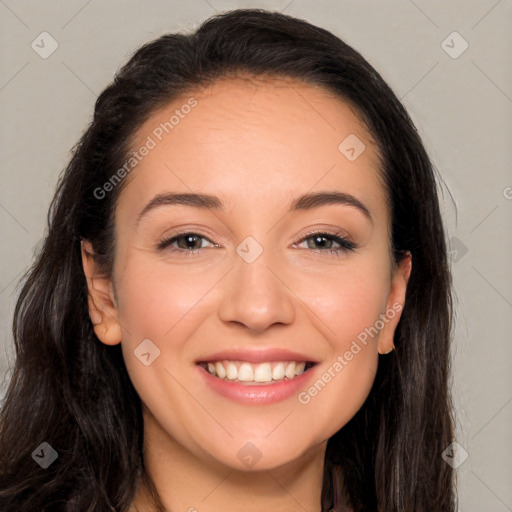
377, 251, 412, 355
81, 239, 122, 346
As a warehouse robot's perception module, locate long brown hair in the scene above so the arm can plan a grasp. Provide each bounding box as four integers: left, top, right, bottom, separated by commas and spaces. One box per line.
0, 9, 456, 511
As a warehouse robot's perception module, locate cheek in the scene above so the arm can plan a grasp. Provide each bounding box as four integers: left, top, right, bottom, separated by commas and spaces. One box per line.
290, 266, 388, 437
115, 254, 220, 427
114, 251, 228, 403
115, 253, 221, 342
293, 257, 390, 350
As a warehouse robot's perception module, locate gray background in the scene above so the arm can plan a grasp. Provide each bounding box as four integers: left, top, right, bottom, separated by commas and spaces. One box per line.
1, 1, 511, 510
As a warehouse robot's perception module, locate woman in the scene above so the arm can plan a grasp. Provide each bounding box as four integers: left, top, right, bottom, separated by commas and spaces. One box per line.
0, 8, 456, 511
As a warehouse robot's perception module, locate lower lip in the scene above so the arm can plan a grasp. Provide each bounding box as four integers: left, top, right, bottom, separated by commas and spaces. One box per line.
196, 364, 318, 405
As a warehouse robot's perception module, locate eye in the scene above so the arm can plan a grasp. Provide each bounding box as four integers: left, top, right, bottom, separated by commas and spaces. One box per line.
156, 232, 217, 255
293, 231, 357, 256
157, 230, 357, 257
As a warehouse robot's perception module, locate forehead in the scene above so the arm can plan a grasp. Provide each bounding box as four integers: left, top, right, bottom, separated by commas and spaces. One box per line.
118, 76, 387, 226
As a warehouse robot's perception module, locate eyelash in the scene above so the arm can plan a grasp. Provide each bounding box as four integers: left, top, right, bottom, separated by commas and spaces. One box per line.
156, 230, 357, 257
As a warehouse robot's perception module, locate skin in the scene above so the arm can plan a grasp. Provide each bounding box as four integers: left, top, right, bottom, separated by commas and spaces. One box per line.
81, 76, 412, 512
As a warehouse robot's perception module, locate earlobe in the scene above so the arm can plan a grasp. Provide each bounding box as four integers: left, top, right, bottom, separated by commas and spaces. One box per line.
81, 239, 122, 346
377, 251, 412, 355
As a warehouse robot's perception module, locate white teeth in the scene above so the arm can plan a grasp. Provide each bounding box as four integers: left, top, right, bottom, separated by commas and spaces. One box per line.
202, 360, 312, 383
215, 361, 226, 379
254, 362, 272, 383
226, 362, 238, 380
238, 363, 254, 382
295, 362, 306, 376
272, 362, 285, 380
285, 362, 296, 379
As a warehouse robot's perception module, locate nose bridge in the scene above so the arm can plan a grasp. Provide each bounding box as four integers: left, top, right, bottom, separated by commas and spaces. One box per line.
217, 235, 295, 331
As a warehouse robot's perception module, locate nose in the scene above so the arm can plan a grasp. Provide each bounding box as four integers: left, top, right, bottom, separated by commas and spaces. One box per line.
217, 247, 295, 333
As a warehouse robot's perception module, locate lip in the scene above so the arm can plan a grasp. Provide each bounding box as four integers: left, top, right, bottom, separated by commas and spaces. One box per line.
195, 360, 319, 405
195, 348, 319, 365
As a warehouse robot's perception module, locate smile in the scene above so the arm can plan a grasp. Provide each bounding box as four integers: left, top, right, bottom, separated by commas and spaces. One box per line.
197, 360, 316, 385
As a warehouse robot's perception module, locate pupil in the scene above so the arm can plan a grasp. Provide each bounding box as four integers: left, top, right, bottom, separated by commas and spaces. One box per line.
179, 235, 200, 249
310, 235, 330, 249
188, 235, 199, 248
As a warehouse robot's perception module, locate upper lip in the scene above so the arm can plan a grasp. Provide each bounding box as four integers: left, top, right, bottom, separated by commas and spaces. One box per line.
196, 348, 319, 364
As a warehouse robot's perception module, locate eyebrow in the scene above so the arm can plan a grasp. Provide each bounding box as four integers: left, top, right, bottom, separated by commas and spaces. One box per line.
135, 190, 372, 225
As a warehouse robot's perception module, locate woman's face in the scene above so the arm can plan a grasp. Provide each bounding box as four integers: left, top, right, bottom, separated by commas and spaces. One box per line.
83, 76, 411, 472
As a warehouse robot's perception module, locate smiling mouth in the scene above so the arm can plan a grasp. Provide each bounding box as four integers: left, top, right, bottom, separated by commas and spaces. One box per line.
197, 360, 317, 385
